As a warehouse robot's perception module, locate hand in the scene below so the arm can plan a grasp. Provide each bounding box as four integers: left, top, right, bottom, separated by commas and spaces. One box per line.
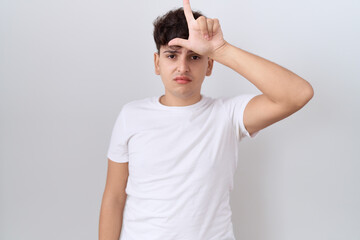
168, 0, 227, 58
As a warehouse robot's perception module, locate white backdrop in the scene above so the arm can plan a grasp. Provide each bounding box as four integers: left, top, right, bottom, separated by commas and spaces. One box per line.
1, 0, 359, 239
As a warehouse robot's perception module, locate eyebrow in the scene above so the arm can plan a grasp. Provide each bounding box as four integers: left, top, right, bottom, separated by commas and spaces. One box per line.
162, 49, 197, 54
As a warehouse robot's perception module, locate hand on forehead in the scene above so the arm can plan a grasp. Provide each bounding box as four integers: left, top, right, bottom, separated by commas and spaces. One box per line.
167, 0, 226, 57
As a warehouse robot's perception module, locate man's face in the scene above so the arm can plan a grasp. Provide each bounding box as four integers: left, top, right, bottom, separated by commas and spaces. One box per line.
154, 45, 214, 99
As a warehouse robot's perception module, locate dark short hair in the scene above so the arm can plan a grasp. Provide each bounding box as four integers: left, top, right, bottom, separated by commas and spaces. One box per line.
153, 7, 204, 54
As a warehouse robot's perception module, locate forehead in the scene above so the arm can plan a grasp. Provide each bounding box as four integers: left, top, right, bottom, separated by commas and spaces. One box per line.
160, 45, 197, 54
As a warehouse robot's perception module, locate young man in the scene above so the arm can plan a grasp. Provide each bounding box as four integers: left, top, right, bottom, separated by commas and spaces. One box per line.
99, 0, 314, 239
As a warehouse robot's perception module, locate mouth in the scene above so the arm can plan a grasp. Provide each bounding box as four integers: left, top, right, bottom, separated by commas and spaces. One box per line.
174, 76, 192, 84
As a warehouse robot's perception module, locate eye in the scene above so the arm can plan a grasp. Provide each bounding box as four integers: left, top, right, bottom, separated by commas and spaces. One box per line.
167, 54, 176, 59
191, 55, 201, 60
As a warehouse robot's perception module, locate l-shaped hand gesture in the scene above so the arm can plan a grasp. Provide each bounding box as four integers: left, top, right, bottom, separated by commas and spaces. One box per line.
168, 0, 227, 58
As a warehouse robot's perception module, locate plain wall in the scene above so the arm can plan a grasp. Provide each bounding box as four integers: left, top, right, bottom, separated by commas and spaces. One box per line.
1, 0, 359, 239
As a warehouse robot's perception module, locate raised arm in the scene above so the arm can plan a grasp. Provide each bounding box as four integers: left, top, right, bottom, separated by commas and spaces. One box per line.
169, 0, 314, 135
210, 43, 314, 135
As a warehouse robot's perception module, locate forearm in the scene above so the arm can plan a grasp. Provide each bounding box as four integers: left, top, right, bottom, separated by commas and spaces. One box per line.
99, 194, 127, 240
209, 42, 314, 106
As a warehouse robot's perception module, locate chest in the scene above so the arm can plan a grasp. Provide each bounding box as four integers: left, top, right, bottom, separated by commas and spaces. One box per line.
126, 111, 236, 178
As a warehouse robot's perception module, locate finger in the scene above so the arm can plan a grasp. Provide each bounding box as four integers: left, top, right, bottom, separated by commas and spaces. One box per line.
183, 0, 195, 23
207, 18, 214, 39
168, 37, 190, 49
197, 16, 209, 40
213, 18, 220, 34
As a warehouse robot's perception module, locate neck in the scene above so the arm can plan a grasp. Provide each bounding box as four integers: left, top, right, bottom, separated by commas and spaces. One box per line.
160, 93, 202, 106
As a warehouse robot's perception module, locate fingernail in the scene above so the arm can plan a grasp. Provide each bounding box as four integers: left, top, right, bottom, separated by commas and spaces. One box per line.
204, 34, 209, 40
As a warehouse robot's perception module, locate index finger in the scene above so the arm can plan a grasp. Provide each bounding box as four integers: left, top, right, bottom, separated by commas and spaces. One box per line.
183, 0, 195, 22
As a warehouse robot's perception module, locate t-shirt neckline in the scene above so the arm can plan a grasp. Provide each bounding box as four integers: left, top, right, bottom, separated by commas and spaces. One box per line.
154, 94, 207, 110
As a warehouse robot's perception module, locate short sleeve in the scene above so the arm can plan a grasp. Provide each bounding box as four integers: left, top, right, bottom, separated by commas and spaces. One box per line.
106, 108, 129, 163
221, 94, 260, 141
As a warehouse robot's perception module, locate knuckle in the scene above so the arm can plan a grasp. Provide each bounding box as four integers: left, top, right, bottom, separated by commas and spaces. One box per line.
197, 16, 206, 23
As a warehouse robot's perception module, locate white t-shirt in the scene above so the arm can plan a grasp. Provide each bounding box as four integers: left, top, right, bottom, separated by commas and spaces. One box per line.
107, 94, 259, 240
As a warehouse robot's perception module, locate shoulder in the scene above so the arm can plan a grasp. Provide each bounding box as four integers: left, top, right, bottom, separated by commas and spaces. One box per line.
122, 96, 153, 110
118, 96, 156, 121
215, 94, 258, 109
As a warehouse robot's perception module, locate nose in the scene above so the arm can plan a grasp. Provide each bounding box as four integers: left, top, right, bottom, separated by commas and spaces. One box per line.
177, 56, 189, 73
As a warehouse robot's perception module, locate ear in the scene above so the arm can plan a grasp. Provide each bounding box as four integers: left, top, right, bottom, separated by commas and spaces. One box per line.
206, 57, 214, 76
154, 52, 160, 75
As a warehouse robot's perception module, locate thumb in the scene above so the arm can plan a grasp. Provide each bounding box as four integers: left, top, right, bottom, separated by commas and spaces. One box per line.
168, 38, 189, 48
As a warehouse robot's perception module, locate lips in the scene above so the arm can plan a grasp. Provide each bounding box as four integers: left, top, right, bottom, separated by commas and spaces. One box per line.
174, 76, 192, 82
